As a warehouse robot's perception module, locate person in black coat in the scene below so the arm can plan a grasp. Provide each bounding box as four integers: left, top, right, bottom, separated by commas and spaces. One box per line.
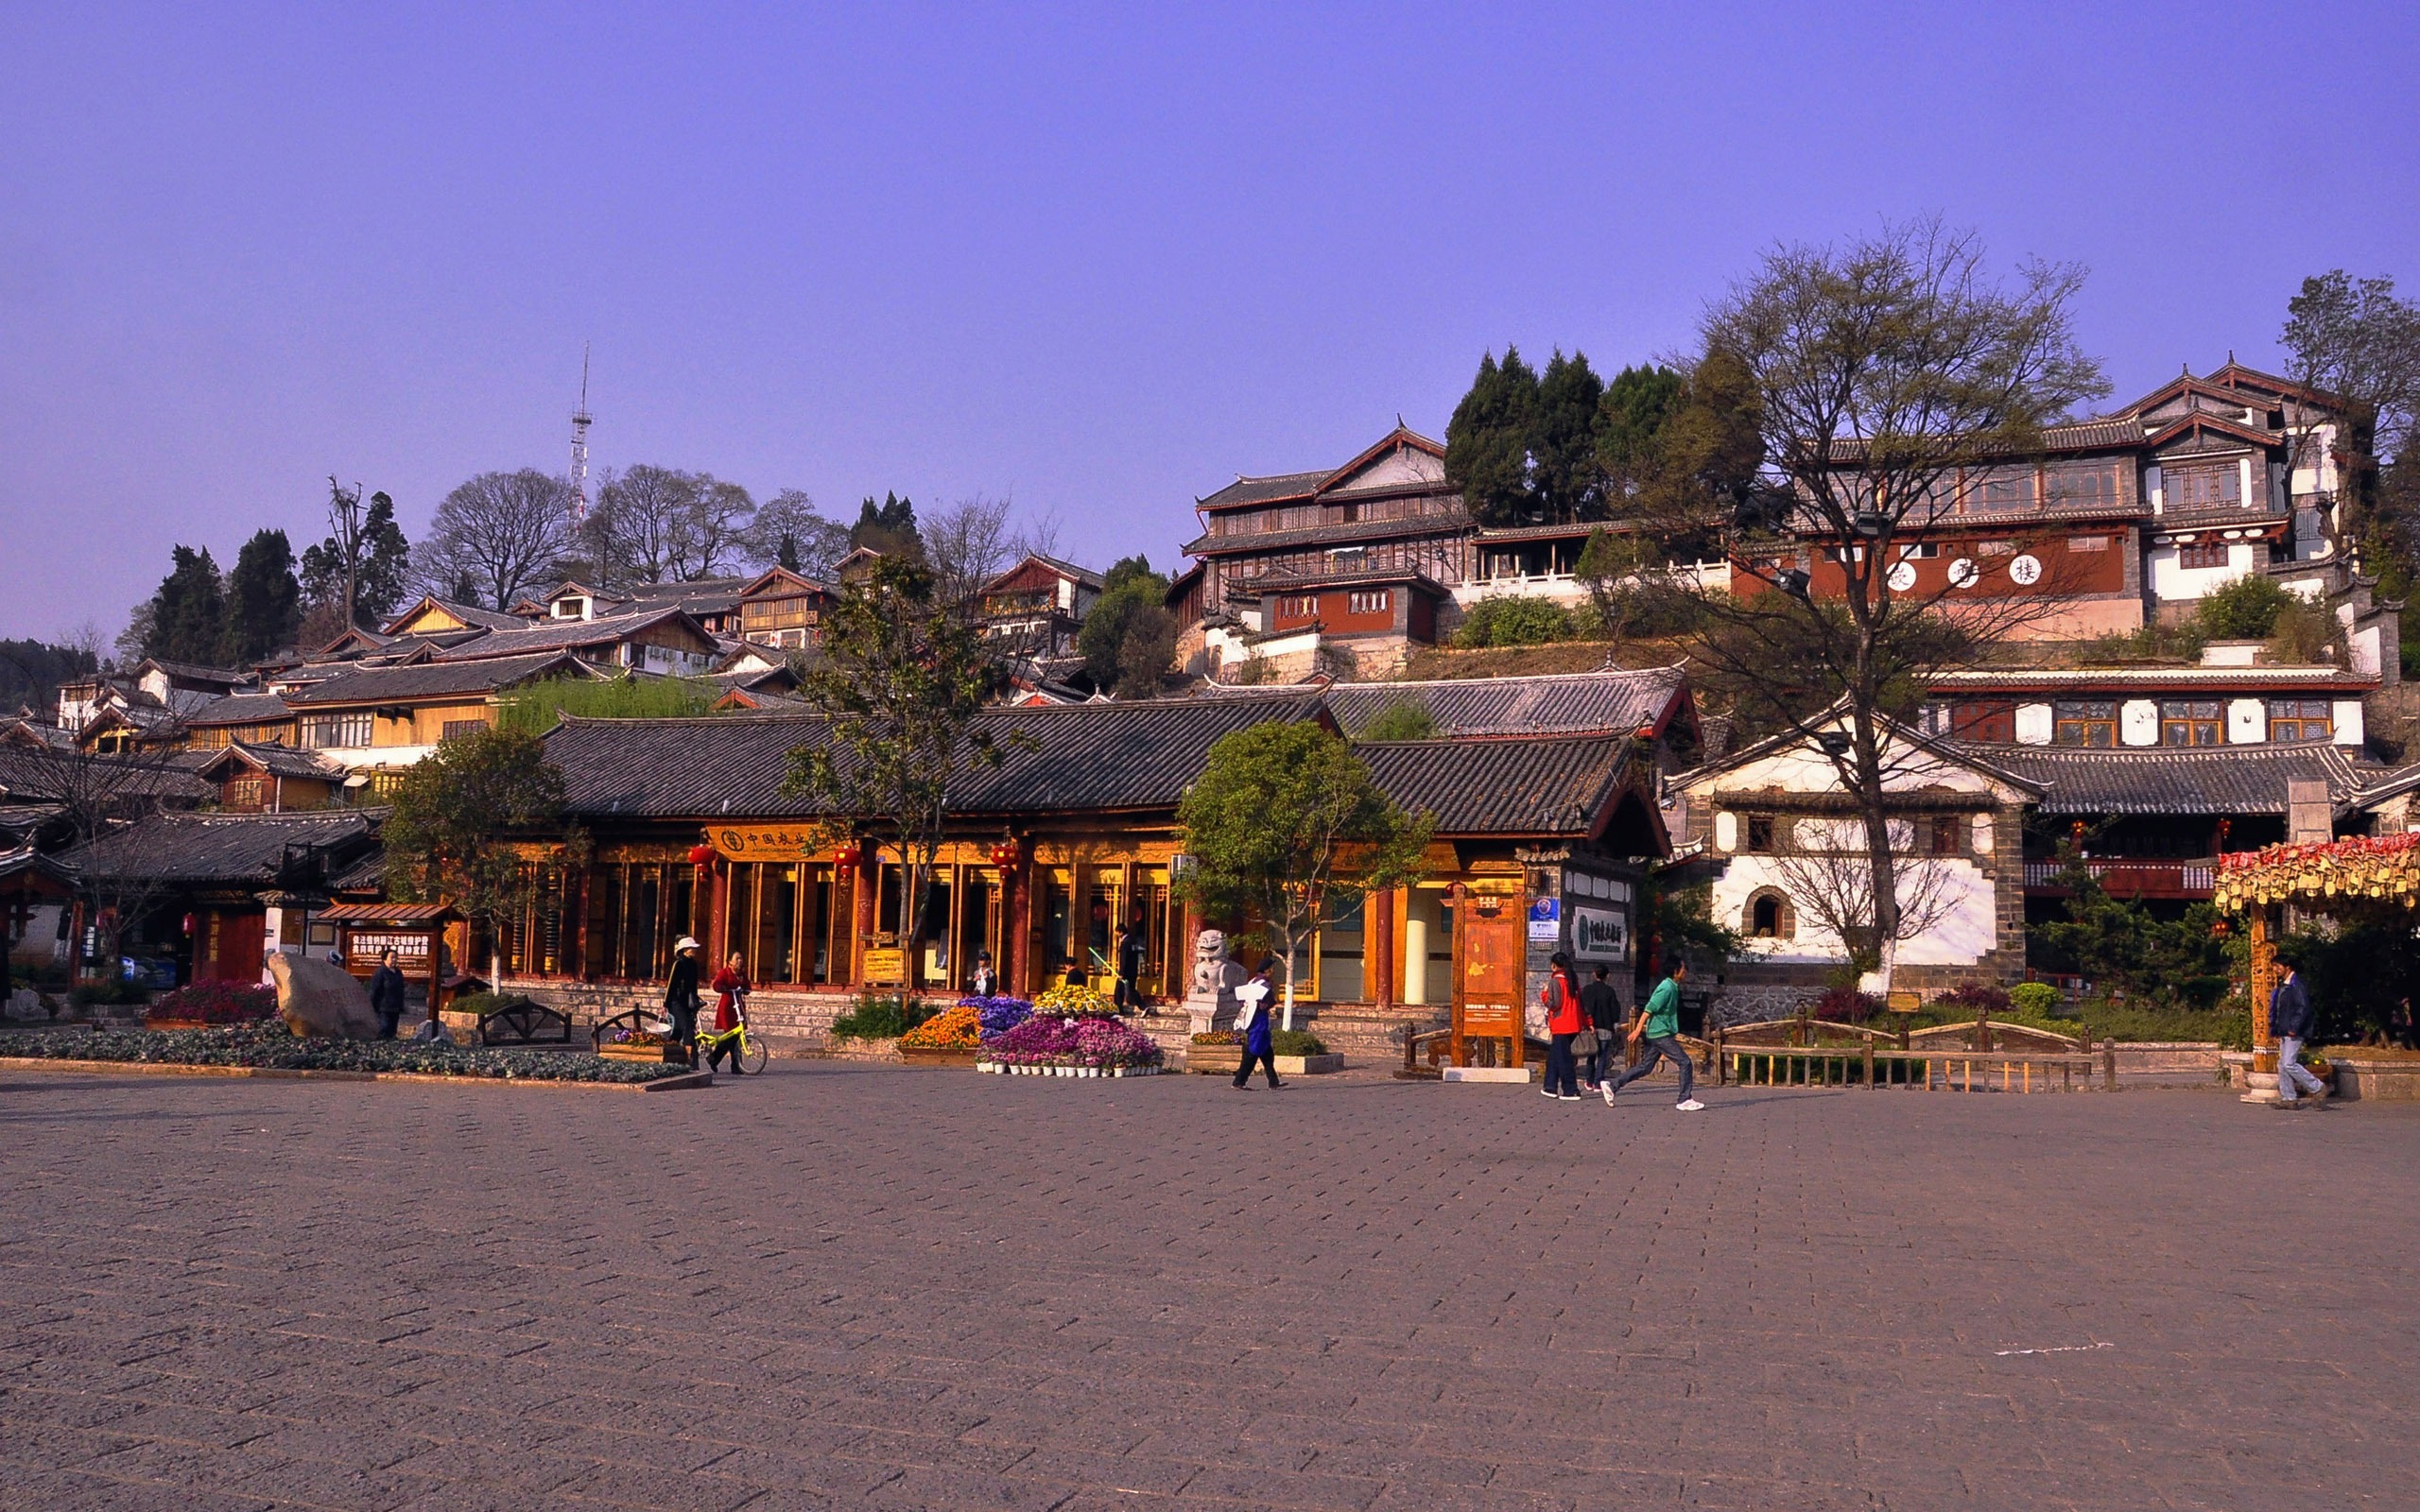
367, 948, 408, 1040
1578, 965, 1622, 1091
664, 936, 705, 1068
2269, 951, 2328, 1108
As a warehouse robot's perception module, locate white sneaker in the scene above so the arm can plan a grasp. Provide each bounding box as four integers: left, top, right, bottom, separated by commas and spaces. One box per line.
1674, 1098, 1704, 1112
1600, 1083, 1617, 1106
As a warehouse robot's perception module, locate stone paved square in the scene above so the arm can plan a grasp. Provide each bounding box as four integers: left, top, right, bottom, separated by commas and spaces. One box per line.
3, 1063, 2415, 1510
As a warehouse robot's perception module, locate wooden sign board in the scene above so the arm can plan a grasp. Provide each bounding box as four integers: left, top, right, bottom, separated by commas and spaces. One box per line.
1460, 1002, 1519, 1037
860, 946, 907, 985
1886, 989, 1922, 1014
711, 825, 824, 861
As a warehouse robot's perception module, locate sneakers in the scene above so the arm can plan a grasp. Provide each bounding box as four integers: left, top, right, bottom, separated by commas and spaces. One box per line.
1232, 1082, 1253, 1091
1557, 1093, 1581, 1101
1600, 1083, 1618, 1106
1540, 1088, 1559, 1099
1674, 1099, 1705, 1112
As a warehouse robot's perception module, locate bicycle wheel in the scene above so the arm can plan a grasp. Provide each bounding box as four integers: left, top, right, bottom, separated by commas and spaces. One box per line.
743, 1033, 769, 1074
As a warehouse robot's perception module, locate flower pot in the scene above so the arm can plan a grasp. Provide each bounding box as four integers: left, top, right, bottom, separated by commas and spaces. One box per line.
1188, 1045, 1243, 1075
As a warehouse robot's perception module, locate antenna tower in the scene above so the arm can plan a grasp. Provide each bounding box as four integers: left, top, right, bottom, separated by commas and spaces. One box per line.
569, 343, 594, 528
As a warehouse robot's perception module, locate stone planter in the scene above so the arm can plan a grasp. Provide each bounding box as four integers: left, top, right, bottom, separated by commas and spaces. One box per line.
2328, 1055, 2420, 1101
598, 1040, 684, 1064
898, 1046, 978, 1067
1188, 1045, 1243, 1075
1274, 1052, 1344, 1075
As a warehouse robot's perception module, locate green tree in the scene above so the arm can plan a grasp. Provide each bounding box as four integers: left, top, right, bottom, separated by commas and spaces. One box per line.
382, 726, 579, 990
1452, 594, 1575, 648
1077, 574, 1178, 697
1530, 350, 1606, 523
143, 545, 227, 665
850, 492, 923, 556
1445, 348, 1539, 526
1103, 553, 1159, 592
220, 528, 302, 664
2193, 575, 2293, 639
2282, 270, 2420, 581
2029, 843, 2229, 1007
1595, 364, 1686, 492
1177, 723, 1430, 1030
1360, 697, 1439, 741
782, 557, 1008, 987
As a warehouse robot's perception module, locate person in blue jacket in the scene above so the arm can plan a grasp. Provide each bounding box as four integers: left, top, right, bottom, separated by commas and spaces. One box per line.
1231, 957, 1283, 1090
2269, 951, 2329, 1109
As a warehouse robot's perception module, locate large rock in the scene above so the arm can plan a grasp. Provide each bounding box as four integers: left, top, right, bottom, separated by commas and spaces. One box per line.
268, 953, 381, 1040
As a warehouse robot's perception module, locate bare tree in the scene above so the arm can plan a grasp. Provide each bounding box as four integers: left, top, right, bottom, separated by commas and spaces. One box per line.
0, 730, 201, 982
1654, 221, 2106, 991
588, 466, 760, 585
688, 474, 757, 579
1767, 819, 1961, 972
1007, 504, 1065, 563
922, 494, 1017, 613
745, 489, 850, 576
420, 470, 576, 610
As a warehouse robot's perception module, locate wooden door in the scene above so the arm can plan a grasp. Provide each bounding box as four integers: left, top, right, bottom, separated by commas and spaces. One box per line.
202, 911, 265, 983
1452, 892, 1525, 1067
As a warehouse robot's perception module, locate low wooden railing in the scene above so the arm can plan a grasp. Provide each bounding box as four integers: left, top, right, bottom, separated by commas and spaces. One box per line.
1717, 1040, 2115, 1091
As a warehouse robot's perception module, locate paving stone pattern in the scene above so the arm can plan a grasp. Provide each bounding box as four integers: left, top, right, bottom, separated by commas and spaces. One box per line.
2, 1065, 2416, 1510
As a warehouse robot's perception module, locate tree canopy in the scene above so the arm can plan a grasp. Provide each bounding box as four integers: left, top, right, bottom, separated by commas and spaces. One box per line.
1076, 570, 1176, 698
851, 492, 923, 556
382, 726, 579, 981
220, 528, 302, 664
143, 545, 227, 666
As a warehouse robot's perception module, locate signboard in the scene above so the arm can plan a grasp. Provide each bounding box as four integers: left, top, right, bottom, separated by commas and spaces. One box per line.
1570, 904, 1629, 962
346, 930, 435, 972
1525, 896, 1561, 942
711, 825, 824, 861
860, 946, 907, 985
1460, 1002, 1519, 1037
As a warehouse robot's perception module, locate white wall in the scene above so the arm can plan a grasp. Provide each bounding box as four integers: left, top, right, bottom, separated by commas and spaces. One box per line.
2147, 542, 2258, 605
1711, 854, 2000, 968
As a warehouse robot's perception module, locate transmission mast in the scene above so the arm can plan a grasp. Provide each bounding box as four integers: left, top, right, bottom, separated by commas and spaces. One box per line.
568, 343, 594, 528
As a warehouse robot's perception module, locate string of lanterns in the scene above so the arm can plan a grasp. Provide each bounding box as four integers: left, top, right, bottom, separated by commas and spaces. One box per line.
2213, 833, 2420, 911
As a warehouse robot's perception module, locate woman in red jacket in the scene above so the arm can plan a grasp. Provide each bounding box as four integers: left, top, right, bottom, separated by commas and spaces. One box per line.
707, 952, 752, 1075
1539, 950, 1586, 1102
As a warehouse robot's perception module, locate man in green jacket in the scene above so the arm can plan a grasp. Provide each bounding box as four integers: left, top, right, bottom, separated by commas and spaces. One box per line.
1603, 959, 1703, 1111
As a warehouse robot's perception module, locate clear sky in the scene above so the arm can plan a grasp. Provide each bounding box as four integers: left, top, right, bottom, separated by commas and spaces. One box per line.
3, 2, 2414, 642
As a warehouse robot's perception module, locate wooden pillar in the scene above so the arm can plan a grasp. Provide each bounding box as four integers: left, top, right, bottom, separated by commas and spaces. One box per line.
1010, 858, 1035, 998
1447, 882, 1466, 1068
707, 860, 730, 966
850, 856, 875, 988
1369, 887, 1396, 1011
2249, 904, 2277, 1074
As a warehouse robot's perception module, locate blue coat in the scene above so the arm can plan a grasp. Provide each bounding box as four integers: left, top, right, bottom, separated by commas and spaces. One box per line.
1241, 986, 1274, 1054
2270, 975, 2316, 1041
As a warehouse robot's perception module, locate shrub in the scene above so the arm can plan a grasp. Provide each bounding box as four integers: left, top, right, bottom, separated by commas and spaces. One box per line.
1929, 982, 2013, 1017
1270, 1029, 1328, 1057
828, 993, 934, 1041
449, 991, 540, 1019
146, 981, 278, 1025
70, 977, 149, 1007
2194, 575, 2293, 640
1453, 595, 1580, 649
1812, 985, 1877, 1022
1361, 698, 1440, 741
0, 1021, 693, 1081
2008, 982, 2062, 1018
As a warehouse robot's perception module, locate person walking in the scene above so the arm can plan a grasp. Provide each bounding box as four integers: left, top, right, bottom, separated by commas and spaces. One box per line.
1115, 919, 1149, 1013
366, 948, 407, 1040
706, 951, 752, 1074
2269, 951, 2329, 1109
1579, 964, 1622, 1092
664, 936, 705, 1069
1231, 958, 1282, 1090
1539, 950, 1586, 1101
1604, 959, 1704, 1111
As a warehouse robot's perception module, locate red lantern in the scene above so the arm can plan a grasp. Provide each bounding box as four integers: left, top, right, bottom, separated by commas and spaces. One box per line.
988, 841, 1018, 870
687, 843, 715, 867
833, 842, 860, 868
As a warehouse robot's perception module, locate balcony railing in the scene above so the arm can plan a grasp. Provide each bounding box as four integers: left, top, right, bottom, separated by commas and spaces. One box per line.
2023, 857, 2216, 896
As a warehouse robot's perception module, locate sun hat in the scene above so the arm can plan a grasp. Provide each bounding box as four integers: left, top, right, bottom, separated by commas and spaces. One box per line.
674, 936, 701, 953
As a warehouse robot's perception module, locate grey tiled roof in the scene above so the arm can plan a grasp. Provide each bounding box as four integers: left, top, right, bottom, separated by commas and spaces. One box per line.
285, 651, 593, 706
65, 809, 375, 884
1322, 667, 1688, 738
1955, 742, 2376, 816
1357, 734, 1633, 836
1196, 471, 1329, 510
545, 696, 1331, 820
430, 606, 704, 662
187, 692, 294, 727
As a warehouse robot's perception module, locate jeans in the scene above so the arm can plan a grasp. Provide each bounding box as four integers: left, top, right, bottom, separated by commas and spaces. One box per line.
2277, 1036, 2326, 1103
373, 1010, 399, 1041
1581, 1029, 1612, 1086
1610, 1034, 1695, 1101
1234, 1047, 1279, 1087
1544, 1032, 1581, 1096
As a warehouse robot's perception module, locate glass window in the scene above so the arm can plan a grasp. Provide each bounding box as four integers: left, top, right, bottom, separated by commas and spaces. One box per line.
2054, 700, 2118, 747
301, 712, 372, 748
1746, 816, 1775, 853
2269, 698, 2332, 743
2046, 462, 2119, 509
1973, 468, 2037, 511
2161, 700, 2222, 747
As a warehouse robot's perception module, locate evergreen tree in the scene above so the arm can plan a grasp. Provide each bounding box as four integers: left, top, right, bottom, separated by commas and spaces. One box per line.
850, 492, 923, 555
1530, 350, 1606, 523
1594, 364, 1687, 494
220, 528, 302, 663
1444, 349, 1539, 526
1102, 554, 1158, 592
302, 489, 412, 631
144, 546, 227, 665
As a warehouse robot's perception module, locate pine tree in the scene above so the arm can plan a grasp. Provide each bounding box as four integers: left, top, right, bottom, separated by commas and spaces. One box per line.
1444, 348, 1539, 526
1530, 350, 1606, 523
144, 546, 227, 665
221, 529, 302, 663
1594, 364, 1686, 492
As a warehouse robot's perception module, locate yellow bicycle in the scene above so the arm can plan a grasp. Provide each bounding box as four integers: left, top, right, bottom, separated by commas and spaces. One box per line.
694, 1002, 769, 1075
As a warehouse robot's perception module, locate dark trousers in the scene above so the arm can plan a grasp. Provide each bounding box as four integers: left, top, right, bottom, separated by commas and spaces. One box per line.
1580, 1029, 1609, 1086
373, 1010, 400, 1041
1233, 1046, 1280, 1087
705, 1031, 743, 1074
669, 1004, 699, 1063
1545, 1032, 1581, 1097
1610, 1034, 1695, 1101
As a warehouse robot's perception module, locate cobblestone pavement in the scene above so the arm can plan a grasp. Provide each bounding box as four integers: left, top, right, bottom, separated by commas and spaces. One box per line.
3, 1063, 2415, 1511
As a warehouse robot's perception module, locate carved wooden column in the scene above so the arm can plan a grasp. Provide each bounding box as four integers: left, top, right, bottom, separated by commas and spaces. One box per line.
2243, 903, 2280, 1104
1369, 887, 1396, 1010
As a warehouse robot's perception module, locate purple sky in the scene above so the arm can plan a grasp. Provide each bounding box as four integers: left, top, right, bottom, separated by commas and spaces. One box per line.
4, 3, 2415, 642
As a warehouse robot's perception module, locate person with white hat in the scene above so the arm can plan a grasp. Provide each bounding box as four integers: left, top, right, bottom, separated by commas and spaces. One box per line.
664, 936, 705, 1068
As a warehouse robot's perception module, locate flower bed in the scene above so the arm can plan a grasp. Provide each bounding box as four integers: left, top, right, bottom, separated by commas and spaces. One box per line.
900, 1004, 984, 1051
978, 1013, 1165, 1077
144, 981, 278, 1028
0, 1022, 698, 1083
966, 995, 1034, 1039
1035, 983, 1116, 1017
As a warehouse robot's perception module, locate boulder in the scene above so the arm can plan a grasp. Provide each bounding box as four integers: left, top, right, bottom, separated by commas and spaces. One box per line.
268, 952, 381, 1040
